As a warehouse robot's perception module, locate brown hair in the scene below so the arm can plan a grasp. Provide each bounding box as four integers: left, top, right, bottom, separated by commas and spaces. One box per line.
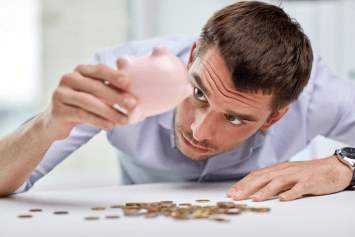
194, 1, 313, 114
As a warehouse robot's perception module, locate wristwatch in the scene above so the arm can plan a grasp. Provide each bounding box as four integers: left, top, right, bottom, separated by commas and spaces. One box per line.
335, 147, 355, 188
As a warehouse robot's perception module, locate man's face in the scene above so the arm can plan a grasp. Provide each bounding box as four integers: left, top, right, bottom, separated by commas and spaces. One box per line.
174, 46, 275, 161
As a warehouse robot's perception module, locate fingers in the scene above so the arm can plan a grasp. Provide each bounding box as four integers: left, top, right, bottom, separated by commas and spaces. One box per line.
279, 182, 309, 201
74, 64, 132, 90
251, 176, 296, 202
55, 87, 128, 126
226, 162, 291, 197
66, 106, 117, 131
60, 73, 138, 113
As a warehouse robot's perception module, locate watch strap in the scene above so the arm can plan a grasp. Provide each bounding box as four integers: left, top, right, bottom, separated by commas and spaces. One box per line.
346, 169, 355, 189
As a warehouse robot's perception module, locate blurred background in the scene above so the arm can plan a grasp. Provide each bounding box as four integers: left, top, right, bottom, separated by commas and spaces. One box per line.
0, 0, 353, 192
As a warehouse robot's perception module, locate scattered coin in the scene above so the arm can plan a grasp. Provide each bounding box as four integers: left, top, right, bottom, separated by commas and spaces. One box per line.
106, 215, 120, 219
18, 215, 32, 218
29, 209, 42, 212
160, 201, 173, 204
253, 208, 271, 213
217, 202, 235, 208
234, 204, 247, 208
240, 207, 255, 212
91, 207, 105, 210
85, 217, 99, 220
110, 205, 124, 209
54, 211, 68, 215
195, 199, 210, 203
179, 203, 192, 206
193, 208, 210, 218
144, 213, 158, 218
225, 210, 242, 215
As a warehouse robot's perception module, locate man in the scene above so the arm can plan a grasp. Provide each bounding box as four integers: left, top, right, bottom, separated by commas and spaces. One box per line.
0, 1, 354, 201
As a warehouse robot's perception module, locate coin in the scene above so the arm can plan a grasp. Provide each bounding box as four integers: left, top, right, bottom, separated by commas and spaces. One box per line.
110, 205, 124, 209
126, 203, 140, 206
217, 202, 235, 208
179, 203, 192, 206
124, 209, 141, 216
29, 209, 42, 212
144, 213, 158, 218
18, 215, 32, 218
85, 216, 99, 220
139, 203, 152, 208
225, 210, 242, 215
54, 211, 68, 214
173, 213, 190, 220
240, 207, 255, 212
106, 215, 120, 219
160, 201, 173, 204
253, 207, 271, 213
91, 207, 105, 210
214, 218, 230, 222
146, 206, 161, 212
193, 208, 210, 218
209, 214, 229, 222
195, 199, 210, 203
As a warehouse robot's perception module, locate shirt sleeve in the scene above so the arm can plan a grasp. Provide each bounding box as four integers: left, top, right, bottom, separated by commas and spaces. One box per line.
306, 54, 355, 147
13, 51, 105, 194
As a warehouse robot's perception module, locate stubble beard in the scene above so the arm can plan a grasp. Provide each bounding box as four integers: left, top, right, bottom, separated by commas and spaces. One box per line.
173, 110, 252, 161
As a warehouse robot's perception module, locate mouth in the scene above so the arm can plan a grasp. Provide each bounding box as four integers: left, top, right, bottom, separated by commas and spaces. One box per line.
180, 132, 209, 153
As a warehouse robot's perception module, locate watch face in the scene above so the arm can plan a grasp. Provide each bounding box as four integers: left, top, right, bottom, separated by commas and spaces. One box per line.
342, 147, 355, 159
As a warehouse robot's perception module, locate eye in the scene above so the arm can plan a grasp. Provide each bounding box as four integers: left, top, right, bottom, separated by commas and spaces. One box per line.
225, 114, 242, 125
194, 87, 207, 102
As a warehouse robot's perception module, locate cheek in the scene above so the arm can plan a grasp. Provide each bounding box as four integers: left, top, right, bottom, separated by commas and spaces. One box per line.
177, 97, 195, 127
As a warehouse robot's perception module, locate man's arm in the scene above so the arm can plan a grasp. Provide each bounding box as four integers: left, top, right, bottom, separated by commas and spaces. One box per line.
0, 114, 56, 196
0, 63, 138, 197
226, 55, 355, 202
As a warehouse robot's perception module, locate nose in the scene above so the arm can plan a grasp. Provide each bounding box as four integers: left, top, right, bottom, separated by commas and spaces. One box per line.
191, 110, 216, 141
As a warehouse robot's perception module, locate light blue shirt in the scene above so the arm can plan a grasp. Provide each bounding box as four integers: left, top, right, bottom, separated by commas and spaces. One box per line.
14, 35, 355, 194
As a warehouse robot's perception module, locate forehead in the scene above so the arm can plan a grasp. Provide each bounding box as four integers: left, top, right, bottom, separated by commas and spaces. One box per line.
190, 47, 273, 113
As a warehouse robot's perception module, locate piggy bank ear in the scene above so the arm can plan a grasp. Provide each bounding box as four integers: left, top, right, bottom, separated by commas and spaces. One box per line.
116, 56, 135, 70
151, 46, 171, 57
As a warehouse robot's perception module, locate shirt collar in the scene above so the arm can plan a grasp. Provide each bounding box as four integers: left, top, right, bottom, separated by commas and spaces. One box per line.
158, 109, 176, 148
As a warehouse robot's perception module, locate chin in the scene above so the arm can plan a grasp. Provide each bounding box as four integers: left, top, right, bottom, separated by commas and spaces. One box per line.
174, 133, 213, 161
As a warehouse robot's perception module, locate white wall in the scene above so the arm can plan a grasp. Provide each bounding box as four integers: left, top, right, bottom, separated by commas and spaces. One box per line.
29, 0, 129, 192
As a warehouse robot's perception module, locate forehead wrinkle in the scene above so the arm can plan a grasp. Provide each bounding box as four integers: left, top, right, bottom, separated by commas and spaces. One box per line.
203, 59, 258, 107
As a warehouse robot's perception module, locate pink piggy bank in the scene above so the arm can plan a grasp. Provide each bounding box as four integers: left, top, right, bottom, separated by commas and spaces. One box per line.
116, 46, 193, 124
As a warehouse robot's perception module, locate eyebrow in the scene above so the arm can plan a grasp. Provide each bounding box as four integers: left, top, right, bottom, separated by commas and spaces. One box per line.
190, 71, 259, 123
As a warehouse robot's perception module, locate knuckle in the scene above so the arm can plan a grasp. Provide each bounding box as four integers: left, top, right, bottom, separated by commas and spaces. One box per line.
94, 65, 102, 74
297, 182, 308, 191
74, 64, 85, 72
91, 80, 103, 94
275, 162, 289, 169
274, 176, 287, 185
249, 170, 260, 177
60, 73, 74, 85
53, 88, 64, 101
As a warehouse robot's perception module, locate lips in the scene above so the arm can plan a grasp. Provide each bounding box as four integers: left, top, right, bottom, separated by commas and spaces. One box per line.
180, 132, 209, 153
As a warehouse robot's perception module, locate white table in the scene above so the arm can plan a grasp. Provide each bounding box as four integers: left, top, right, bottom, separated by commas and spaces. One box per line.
1, 181, 354, 237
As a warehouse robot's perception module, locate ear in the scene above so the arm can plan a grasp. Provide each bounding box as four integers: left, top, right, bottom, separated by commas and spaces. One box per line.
187, 39, 200, 70
261, 104, 290, 130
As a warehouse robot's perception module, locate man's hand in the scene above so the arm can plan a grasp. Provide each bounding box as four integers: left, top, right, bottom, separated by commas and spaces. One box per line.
226, 155, 353, 202
40, 63, 139, 142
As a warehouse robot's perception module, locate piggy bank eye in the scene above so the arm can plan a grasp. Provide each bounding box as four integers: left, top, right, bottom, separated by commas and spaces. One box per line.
194, 87, 207, 102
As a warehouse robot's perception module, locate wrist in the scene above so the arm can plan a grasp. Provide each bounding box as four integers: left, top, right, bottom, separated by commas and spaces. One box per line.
333, 148, 355, 189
